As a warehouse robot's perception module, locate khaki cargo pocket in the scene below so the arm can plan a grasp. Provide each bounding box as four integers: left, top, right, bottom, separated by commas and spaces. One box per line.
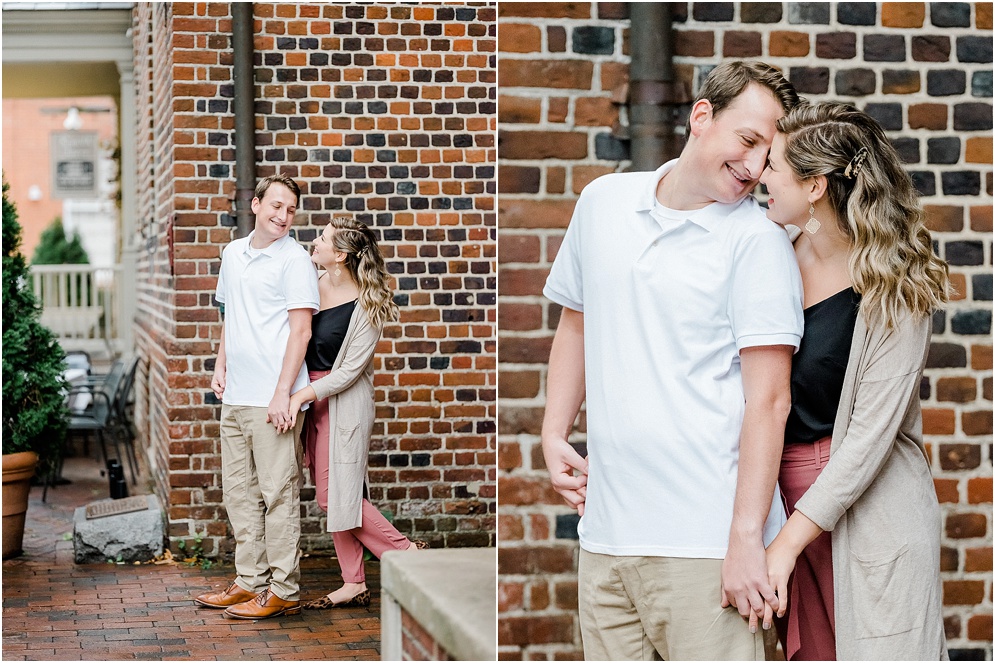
851, 543, 920, 639
335, 423, 363, 464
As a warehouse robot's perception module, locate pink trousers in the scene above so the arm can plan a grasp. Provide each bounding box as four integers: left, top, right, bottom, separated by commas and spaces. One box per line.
304, 369, 411, 583
774, 436, 837, 661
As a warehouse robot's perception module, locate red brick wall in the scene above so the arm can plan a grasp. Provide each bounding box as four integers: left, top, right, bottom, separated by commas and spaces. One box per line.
133, 2, 182, 546
132, 1, 496, 558
498, 4, 629, 658
401, 607, 456, 661
497, 2, 992, 659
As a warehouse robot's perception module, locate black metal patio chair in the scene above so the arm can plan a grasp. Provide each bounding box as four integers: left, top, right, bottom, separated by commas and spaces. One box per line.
61, 356, 140, 488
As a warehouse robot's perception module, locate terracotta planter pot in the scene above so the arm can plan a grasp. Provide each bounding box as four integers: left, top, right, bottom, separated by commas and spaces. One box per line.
2, 451, 39, 559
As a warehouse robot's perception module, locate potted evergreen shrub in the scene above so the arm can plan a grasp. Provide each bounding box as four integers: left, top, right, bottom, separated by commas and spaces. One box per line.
2, 179, 68, 559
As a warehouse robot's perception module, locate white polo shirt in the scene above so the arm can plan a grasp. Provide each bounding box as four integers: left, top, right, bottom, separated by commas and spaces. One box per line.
544, 159, 804, 558
215, 231, 319, 407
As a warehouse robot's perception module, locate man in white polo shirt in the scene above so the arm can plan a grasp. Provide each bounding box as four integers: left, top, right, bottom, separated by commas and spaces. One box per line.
194, 174, 319, 620
542, 62, 804, 659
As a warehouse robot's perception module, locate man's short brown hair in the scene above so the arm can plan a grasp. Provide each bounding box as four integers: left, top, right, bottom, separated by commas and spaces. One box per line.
686, 61, 800, 135
254, 173, 301, 205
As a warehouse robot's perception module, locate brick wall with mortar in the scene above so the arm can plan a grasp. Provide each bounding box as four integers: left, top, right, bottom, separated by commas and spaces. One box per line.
497, 2, 993, 659
132, 1, 497, 559
401, 608, 456, 661
133, 1, 179, 548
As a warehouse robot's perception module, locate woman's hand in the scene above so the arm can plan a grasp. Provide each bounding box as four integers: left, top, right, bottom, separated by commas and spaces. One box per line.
767, 535, 797, 615
751, 510, 823, 632
286, 385, 317, 431
747, 536, 796, 634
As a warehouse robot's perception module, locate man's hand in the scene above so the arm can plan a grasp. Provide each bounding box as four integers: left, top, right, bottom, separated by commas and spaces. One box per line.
267, 390, 292, 433
541, 435, 589, 516
541, 307, 588, 514
286, 385, 317, 430
212, 326, 227, 401
721, 530, 778, 630
211, 367, 226, 401
269, 307, 312, 434
722, 344, 792, 629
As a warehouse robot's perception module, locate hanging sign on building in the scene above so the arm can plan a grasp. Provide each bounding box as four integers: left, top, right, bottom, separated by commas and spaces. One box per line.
51, 131, 99, 199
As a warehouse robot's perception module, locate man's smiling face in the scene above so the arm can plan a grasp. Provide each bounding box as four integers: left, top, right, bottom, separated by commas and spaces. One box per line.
250, 182, 298, 246
688, 83, 786, 205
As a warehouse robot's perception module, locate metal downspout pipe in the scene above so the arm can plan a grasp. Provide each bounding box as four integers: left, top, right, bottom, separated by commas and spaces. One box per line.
232, 3, 256, 239
627, 3, 688, 172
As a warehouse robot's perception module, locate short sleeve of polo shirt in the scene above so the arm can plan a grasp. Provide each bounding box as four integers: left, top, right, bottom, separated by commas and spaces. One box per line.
215, 245, 229, 304
543, 195, 586, 312
729, 228, 803, 351
282, 251, 320, 311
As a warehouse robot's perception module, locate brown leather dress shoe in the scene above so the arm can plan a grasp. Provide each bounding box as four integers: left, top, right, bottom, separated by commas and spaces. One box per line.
224, 588, 301, 620
194, 581, 258, 608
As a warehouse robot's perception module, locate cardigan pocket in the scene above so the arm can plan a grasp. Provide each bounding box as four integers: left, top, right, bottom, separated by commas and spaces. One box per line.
335, 423, 363, 464
850, 542, 920, 639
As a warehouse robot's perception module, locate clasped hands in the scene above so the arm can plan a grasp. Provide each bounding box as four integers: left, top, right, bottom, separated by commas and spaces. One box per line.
726, 513, 819, 633
210, 366, 316, 435
543, 435, 801, 634
721, 534, 798, 634
268, 386, 317, 434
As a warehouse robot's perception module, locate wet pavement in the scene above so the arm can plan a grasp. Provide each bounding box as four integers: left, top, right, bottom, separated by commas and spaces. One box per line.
2, 454, 382, 661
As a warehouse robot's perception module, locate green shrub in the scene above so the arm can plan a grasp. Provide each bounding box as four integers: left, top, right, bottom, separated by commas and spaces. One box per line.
32, 217, 89, 265
2, 179, 67, 474
32, 217, 92, 307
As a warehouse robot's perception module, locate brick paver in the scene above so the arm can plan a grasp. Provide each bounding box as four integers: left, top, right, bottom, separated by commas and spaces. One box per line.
2, 456, 381, 661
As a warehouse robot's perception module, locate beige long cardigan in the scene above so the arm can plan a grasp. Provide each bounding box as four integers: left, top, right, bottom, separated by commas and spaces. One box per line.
793, 310, 948, 660
308, 304, 380, 533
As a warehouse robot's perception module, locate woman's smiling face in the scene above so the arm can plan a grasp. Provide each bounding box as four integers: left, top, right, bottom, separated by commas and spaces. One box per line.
311, 224, 340, 267
760, 133, 811, 228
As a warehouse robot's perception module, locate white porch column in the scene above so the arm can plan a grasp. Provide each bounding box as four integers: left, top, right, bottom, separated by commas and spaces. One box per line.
116, 58, 137, 355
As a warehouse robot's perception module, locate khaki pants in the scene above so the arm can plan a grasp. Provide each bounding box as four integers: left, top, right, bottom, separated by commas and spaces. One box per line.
578, 549, 773, 661
221, 404, 304, 601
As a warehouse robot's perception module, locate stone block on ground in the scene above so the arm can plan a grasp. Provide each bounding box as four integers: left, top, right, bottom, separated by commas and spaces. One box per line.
73, 494, 165, 564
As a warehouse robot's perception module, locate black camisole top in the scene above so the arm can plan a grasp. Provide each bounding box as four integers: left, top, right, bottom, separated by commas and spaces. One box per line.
784, 287, 862, 444
304, 300, 357, 371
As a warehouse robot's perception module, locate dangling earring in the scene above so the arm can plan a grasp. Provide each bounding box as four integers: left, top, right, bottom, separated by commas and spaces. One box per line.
805, 204, 821, 235
334, 262, 342, 277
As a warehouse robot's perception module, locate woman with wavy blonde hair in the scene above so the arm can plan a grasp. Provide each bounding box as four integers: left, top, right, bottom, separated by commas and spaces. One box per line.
757, 102, 949, 660
287, 217, 425, 611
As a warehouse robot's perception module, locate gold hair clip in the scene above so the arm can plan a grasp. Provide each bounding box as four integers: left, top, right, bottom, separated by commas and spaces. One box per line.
844, 147, 869, 179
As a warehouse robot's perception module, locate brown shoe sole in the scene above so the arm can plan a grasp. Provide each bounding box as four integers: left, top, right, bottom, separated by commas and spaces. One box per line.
223, 605, 301, 620
194, 596, 254, 609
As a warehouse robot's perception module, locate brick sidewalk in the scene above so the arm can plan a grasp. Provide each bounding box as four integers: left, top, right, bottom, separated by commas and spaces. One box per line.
2, 457, 382, 661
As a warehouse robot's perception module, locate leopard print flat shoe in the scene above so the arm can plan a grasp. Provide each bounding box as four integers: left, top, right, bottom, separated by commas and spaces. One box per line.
303, 589, 371, 610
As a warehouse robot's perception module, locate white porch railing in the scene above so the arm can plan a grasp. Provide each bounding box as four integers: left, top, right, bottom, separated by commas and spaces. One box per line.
31, 264, 122, 355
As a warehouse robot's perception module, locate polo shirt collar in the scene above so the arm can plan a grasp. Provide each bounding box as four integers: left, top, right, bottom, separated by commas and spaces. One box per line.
637, 158, 749, 233
243, 230, 292, 257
